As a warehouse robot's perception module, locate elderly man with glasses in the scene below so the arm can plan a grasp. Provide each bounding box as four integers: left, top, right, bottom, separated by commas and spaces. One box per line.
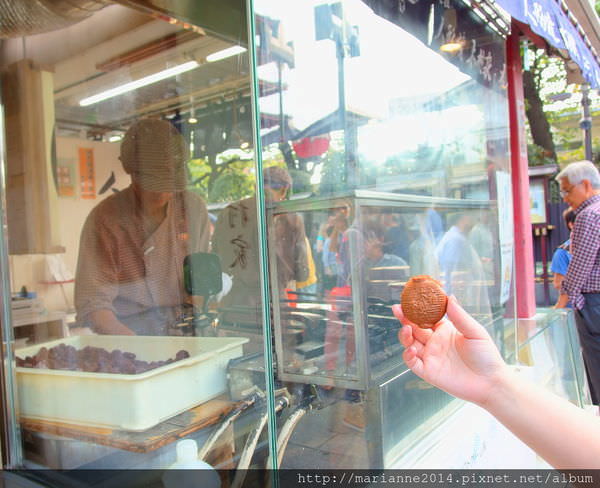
556, 160, 600, 406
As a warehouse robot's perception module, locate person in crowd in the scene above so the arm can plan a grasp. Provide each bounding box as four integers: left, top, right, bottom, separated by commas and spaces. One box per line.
319, 225, 336, 292
393, 297, 600, 469
327, 204, 351, 266
296, 235, 318, 294
551, 208, 576, 309
324, 218, 350, 386
363, 219, 409, 303
363, 220, 408, 271
436, 213, 490, 316
408, 212, 440, 278
556, 160, 600, 406
212, 166, 309, 326
315, 221, 329, 256
207, 212, 218, 244
319, 203, 352, 292
468, 211, 494, 283
382, 213, 409, 262
436, 213, 475, 290
426, 205, 444, 243
326, 215, 405, 432
314, 220, 330, 294
546, 208, 577, 387
75, 118, 211, 335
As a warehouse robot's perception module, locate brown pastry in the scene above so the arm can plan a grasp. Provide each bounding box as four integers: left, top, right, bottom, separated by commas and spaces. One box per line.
400, 275, 447, 328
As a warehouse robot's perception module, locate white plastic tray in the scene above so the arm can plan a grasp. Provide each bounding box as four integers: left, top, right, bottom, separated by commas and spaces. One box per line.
15, 335, 248, 431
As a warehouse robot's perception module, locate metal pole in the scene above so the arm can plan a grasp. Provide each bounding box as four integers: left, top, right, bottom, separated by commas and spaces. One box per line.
336, 33, 349, 188
581, 83, 593, 161
336, 22, 357, 189
277, 60, 284, 143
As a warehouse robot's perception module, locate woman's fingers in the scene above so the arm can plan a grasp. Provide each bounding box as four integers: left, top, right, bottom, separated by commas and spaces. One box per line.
393, 304, 434, 343
398, 324, 414, 348
445, 295, 490, 340
392, 304, 406, 322
411, 325, 433, 345
403, 346, 425, 377
397, 296, 488, 342
398, 325, 427, 356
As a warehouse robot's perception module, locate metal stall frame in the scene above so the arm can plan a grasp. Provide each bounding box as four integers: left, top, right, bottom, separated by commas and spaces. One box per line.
0, 73, 23, 469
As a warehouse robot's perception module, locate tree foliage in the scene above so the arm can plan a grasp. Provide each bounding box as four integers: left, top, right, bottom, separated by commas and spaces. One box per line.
523, 46, 567, 164
524, 43, 600, 167
188, 154, 255, 203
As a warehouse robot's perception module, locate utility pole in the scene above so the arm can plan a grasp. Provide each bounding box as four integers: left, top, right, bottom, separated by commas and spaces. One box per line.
580, 83, 593, 161
315, 3, 360, 189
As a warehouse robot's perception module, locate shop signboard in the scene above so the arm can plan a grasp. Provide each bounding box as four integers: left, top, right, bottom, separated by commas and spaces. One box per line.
495, 0, 600, 88
529, 179, 547, 224
496, 171, 514, 305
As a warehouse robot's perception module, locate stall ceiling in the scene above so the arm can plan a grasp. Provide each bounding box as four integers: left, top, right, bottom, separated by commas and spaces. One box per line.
0, 0, 111, 39
1, 3, 252, 138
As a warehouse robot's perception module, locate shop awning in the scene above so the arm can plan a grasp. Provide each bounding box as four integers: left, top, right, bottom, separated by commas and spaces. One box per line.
496, 0, 600, 88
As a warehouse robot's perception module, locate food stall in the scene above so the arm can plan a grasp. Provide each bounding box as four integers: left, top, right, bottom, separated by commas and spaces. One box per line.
0, 0, 597, 484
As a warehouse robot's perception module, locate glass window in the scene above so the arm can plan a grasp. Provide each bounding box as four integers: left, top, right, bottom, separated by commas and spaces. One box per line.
517, 309, 591, 408
0, 1, 276, 482
252, 0, 516, 468
0, 0, 518, 475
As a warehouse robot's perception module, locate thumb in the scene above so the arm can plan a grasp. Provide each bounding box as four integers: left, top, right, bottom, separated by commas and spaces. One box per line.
445, 295, 491, 340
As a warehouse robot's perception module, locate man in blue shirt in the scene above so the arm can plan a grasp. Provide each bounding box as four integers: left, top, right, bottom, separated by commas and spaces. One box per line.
551, 208, 575, 308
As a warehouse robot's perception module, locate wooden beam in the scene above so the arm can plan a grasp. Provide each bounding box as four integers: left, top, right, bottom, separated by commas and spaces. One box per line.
2, 60, 64, 255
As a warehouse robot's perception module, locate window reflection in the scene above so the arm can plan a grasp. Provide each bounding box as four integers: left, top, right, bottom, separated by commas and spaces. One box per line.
0, 0, 517, 474
1, 2, 272, 475
256, 0, 514, 468
212, 166, 309, 330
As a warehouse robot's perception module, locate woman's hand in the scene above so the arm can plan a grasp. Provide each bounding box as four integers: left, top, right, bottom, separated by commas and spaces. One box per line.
396, 296, 600, 470
393, 296, 507, 408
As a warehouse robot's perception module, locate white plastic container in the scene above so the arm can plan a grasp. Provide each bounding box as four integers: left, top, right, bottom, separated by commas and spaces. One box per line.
15, 335, 248, 431
162, 440, 221, 488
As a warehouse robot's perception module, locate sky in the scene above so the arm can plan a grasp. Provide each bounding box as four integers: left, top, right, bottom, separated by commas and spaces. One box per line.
254, 0, 471, 131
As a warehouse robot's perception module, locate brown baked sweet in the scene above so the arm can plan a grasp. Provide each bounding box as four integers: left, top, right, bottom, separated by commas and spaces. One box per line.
15, 344, 191, 374
400, 275, 447, 328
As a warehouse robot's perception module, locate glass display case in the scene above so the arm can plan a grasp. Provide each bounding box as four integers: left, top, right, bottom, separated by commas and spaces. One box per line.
269, 190, 500, 391
264, 189, 509, 467
251, 0, 517, 470
0, 0, 278, 483
517, 308, 591, 408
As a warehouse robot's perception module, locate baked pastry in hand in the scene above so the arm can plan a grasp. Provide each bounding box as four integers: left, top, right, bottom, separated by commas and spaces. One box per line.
400, 275, 447, 328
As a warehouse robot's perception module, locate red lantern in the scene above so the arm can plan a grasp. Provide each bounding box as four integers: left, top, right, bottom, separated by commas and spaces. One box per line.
292, 135, 330, 158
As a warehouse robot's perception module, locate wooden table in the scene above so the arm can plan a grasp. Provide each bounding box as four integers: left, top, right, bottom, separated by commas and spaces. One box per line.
21, 398, 238, 468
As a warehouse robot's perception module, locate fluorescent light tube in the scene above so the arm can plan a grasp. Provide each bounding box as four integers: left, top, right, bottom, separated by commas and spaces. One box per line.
79, 60, 200, 106
206, 45, 247, 62
440, 41, 463, 53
